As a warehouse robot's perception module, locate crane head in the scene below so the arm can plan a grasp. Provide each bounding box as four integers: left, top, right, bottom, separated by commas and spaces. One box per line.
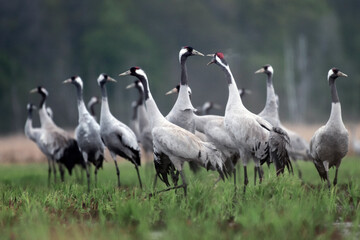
165, 84, 192, 97
206, 52, 228, 68
119, 67, 148, 80
179, 46, 204, 63
29, 86, 49, 97
63, 76, 83, 89
97, 73, 117, 86
255, 64, 273, 76
327, 68, 348, 84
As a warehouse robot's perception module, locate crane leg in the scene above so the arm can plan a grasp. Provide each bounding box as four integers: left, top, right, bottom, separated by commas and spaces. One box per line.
326, 171, 331, 190
52, 160, 57, 184
135, 165, 143, 189
85, 164, 90, 192
80, 166, 85, 183
233, 168, 237, 191
152, 171, 188, 196
82, 152, 90, 192
294, 160, 302, 179
94, 167, 98, 188
59, 163, 65, 182
323, 161, 331, 190
333, 167, 339, 186
153, 173, 158, 189
258, 166, 263, 184
47, 158, 52, 186
179, 170, 187, 197
260, 165, 264, 181
243, 166, 249, 194
114, 160, 120, 188
254, 166, 257, 186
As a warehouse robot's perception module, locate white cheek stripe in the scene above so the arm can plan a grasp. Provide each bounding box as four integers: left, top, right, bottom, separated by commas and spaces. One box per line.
327, 69, 333, 80
135, 69, 147, 79
268, 66, 274, 74
179, 48, 188, 62
97, 74, 104, 85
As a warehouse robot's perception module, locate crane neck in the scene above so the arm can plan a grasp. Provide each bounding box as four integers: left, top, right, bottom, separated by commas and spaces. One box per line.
329, 78, 339, 103
89, 104, 96, 117
36, 93, 55, 128
39, 92, 47, 108
131, 104, 138, 120
135, 85, 144, 106
74, 84, 89, 121
266, 73, 273, 86
99, 83, 112, 123
39, 103, 55, 128
27, 107, 34, 120
327, 79, 344, 128
261, 73, 279, 117
137, 74, 166, 128
172, 57, 196, 112
25, 109, 34, 139
266, 74, 276, 104
221, 65, 244, 111
180, 57, 189, 86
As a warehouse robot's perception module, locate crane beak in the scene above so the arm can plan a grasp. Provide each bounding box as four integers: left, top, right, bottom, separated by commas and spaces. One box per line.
63, 79, 72, 84
206, 54, 215, 65
126, 83, 136, 89
255, 68, 265, 74
107, 76, 117, 82
192, 49, 204, 57
29, 88, 37, 94
337, 71, 348, 78
165, 88, 178, 95
207, 60, 215, 65
119, 70, 131, 77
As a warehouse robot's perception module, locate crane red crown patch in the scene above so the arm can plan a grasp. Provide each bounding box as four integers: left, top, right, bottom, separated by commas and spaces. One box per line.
216, 52, 224, 59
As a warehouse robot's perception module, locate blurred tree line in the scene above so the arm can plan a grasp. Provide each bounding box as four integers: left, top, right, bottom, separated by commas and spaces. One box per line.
0, 0, 359, 134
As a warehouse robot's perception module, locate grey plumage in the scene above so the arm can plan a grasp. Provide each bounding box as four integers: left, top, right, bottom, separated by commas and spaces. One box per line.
165, 46, 203, 133
30, 86, 84, 183
129, 101, 141, 141
64, 76, 105, 191
194, 114, 239, 178
208, 53, 291, 192
127, 80, 153, 156
97, 73, 142, 189
119, 67, 226, 196
309, 68, 349, 188
164, 47, 205, 174
25, 103, 55, 184
194, 87, 253, 186
255, 64, 309, 178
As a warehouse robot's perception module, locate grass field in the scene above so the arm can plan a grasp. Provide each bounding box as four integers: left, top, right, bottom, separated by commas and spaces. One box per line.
0, 157, 359, 240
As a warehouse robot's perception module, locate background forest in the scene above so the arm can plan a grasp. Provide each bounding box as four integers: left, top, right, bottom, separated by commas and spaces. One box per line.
1, 0, 359, 134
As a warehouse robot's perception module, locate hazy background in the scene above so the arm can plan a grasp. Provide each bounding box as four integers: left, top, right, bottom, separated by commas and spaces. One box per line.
1, 0, 359, 134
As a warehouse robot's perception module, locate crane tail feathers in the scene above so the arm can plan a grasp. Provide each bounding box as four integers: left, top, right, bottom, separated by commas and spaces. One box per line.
269, 127, 292, 175
154, 152, 176, 187
313, 160, 327, 181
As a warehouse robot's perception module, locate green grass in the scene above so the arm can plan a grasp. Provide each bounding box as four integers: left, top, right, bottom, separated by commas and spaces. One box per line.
1, 157, 360, 240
